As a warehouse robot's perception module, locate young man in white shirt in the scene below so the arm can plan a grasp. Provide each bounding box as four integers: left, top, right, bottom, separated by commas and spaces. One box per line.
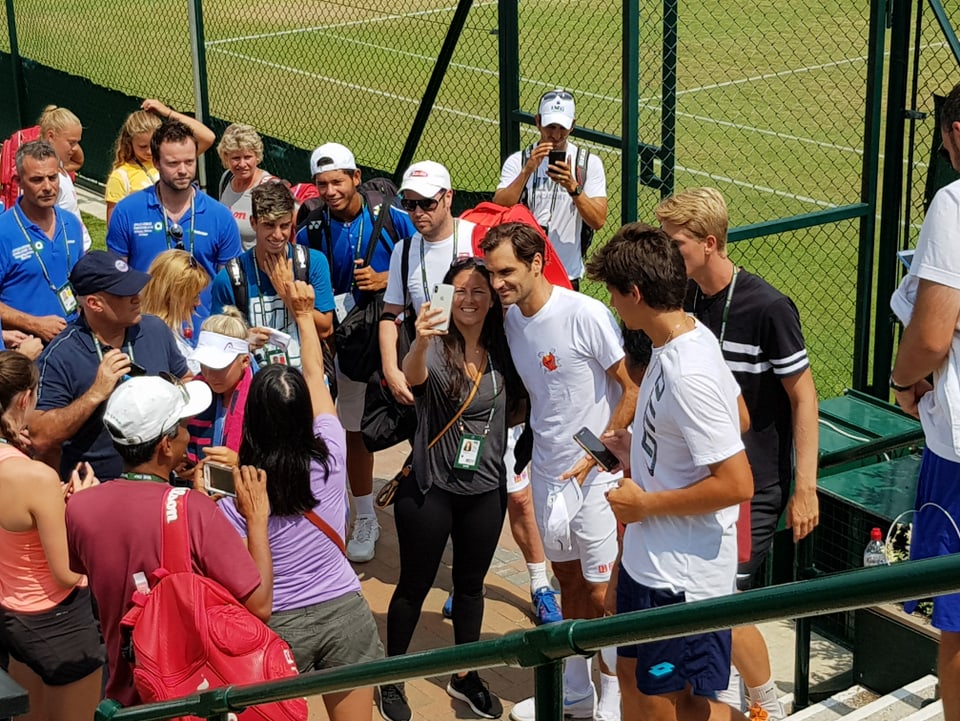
585, 222, 753, 721
493, 89, 607, 288
482, 222, 637, 721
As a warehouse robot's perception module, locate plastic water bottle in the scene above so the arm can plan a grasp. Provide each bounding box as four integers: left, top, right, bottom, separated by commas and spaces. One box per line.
863, 527, 889, 567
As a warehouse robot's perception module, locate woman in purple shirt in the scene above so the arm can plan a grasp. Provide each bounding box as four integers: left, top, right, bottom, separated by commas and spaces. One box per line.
218, 279, 382, 721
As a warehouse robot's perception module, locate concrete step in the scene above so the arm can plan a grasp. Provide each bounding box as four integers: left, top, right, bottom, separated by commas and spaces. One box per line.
786, 676, 938, 721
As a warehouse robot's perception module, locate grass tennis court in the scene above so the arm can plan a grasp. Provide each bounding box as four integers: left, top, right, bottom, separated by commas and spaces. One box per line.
16, 0, 958, 395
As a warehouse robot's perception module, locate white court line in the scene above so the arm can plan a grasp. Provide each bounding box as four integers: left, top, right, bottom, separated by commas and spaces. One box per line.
207, 0, 498, 47
209, 47, 499, 125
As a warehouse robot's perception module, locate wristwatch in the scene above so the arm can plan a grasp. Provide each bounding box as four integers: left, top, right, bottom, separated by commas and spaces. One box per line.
889, 374, 911, 392
568, 184, 583, 197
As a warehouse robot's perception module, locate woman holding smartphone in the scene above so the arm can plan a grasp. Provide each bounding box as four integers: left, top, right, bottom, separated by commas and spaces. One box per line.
214, 280, 381, 721
378, 257, 525, 721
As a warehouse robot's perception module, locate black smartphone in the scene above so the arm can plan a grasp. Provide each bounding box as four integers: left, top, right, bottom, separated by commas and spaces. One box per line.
126, 361, 147, 377
548, 149, 567, 167
573, 427, 620, 472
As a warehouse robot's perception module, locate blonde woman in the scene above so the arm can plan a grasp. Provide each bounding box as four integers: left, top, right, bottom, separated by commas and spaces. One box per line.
0, 351, 102, 721
104, 99, 216, 224
217, 124, 276, 250
140, 249, 211, 371
38, 106, 91, 251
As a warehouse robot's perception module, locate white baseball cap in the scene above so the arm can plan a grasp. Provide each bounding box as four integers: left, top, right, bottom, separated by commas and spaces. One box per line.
104, 376, 212, 446
189, 331, 249, 370
309, 142, 357, 176
538, 90, 576, 130
400, 161, 451, 198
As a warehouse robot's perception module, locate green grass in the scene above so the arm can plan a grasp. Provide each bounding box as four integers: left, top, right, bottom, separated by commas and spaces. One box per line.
82, 213, 107, 251
17, 0, 957, 397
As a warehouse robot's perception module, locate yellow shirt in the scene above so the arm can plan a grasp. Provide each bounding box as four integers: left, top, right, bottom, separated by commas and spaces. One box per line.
104, 162, 159, 204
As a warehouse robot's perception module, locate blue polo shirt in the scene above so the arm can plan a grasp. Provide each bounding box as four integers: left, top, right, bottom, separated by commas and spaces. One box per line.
210, 246, 334, 369
36, 313, 189, 481
0, 202, 84, 320
105, 184, 242, 319
295, 203, 415, 303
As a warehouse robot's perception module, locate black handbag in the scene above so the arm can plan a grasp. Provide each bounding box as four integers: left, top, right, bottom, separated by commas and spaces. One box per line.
361, 370, 418, 452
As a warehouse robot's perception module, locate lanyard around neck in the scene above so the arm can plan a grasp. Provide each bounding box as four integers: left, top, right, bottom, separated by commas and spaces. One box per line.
419, 222, 458, 303
160, 186, 196, 255
693, 266, 739, 346
92, 333, 135, 364
121, 472, 168, 484
12, 205, 71, 294
458, 352, 498, 437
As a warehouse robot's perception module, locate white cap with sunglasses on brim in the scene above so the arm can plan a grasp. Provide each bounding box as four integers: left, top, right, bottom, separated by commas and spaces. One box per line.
103, 376, 212, 446
309, 142, 357, 176
538, 89, 576, 130
189, 331, 250, 370
400, 161, 451, 198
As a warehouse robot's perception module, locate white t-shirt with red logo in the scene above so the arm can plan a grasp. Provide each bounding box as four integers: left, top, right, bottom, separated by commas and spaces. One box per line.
504, 286, 624, 488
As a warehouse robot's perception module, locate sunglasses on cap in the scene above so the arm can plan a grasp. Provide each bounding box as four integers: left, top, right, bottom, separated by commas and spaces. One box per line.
159, 371, 190, 405
540, 90, 574, 104
400, 192, 445, 212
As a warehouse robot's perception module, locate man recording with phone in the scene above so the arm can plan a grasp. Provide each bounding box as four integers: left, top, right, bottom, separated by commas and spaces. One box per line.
30, 250, 190, 481
493, 89, 607, 289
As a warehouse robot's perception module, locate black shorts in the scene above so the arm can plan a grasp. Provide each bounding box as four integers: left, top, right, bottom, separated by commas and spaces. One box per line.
0, 586, 105, 685
736, 481, 788, 590
616, 567, 731, 696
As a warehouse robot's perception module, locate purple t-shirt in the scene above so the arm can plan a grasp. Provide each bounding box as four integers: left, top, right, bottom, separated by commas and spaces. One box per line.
220, 414, 359, 611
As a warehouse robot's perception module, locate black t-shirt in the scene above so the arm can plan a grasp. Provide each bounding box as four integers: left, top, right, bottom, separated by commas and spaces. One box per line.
411, 340, 507, 495
684, 270, 808, 491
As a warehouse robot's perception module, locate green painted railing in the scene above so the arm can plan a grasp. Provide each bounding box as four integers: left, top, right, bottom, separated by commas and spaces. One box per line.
95, 554, 960, 721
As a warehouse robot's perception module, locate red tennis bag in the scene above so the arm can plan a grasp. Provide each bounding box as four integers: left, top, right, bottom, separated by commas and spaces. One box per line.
0, 125, 40, 211
120, 488, 307, 721
461, 202, 573, 290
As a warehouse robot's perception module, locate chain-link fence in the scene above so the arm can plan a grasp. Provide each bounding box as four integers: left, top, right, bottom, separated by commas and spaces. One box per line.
2, 0, 957, 397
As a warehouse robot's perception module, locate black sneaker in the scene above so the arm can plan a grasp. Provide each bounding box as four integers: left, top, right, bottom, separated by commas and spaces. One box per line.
447, 671, 503, 719
378, 682, 412, 721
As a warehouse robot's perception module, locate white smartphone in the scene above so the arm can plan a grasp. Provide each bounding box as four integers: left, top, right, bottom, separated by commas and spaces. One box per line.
267, 328, 292, 349
431, 283, 455, 333
203, 461, 236, 497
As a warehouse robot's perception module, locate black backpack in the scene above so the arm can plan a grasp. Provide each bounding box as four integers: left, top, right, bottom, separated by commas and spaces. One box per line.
519, 144, 595, 259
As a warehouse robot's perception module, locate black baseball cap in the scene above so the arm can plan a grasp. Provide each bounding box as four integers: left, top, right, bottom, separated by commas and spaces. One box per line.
70, 250, 152, 297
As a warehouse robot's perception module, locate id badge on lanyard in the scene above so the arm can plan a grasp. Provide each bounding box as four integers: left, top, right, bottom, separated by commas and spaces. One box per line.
57, 283, 78, 314
454, 433, 484, 471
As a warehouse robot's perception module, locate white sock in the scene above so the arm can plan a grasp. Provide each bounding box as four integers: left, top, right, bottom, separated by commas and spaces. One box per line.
353, 494, 375, 518
599, 646, 618, 675
596, 672, 621, 721
748, 678, 784, 718
715, 664, 742, 711
563, 656, 594, 699
528, 562, 550, 592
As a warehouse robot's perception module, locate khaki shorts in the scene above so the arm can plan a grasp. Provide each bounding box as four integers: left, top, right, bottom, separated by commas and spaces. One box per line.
334, 361, 368, 433
268, 591, 383, 673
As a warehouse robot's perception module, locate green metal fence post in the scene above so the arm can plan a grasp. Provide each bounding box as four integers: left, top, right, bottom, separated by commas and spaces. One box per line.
187, 0, 213, 191
534, 660, 563, 721
620, 0, 640, 224
871, 0, 913, 397
852, 0, 889, 391
497, 0, 521, 164
4, 0, 28, 128
395, 0, 474, 181
660, 0, 678, 199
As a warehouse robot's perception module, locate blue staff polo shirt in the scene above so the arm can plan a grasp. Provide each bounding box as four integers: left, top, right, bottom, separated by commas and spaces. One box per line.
295, 203, 415, 303
36, 313, 189, 481
105, 184, 242, 320
0, 201, 84, 320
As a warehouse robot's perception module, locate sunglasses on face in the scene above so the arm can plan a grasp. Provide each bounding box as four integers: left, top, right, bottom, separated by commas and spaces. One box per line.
540, 90, 574, 104
400, 193, 444, 212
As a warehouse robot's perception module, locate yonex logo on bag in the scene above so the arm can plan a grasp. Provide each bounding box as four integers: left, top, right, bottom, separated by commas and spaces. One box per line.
165, 487, 188, 523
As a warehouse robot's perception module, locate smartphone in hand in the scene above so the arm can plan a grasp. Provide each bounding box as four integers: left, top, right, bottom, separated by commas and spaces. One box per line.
203, 461, 236, 497
573, 427, 620, 472
431, 283, 455, 333
548, 149, 567, 167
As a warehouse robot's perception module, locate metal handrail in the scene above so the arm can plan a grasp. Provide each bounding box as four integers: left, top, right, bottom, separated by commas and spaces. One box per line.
95, 554, 960, 721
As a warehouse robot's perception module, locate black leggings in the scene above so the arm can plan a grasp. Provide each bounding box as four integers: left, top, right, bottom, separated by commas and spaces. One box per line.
387, 482, 507, 656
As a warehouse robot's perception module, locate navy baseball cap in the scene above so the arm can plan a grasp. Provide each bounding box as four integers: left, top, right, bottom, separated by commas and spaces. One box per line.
70, 250, 151, 297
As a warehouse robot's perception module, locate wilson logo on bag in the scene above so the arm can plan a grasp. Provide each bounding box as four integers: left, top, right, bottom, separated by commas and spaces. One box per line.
120, 488, 306, 721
